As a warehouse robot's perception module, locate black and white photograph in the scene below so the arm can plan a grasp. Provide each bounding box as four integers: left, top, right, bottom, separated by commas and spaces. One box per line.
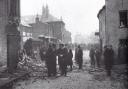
0, 0, 128, 89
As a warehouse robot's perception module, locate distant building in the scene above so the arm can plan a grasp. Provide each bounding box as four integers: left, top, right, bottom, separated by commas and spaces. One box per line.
47, 21, 65, 41
62, 29, 72, 44
19, 23, 32, 48
20, 5, 72, 44
74, 33, 99, 44
29, 15, 49, 39
98, 0, 128, 63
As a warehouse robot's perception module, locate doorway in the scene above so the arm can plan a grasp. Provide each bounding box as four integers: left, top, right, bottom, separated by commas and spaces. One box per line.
118, 39, 128, 64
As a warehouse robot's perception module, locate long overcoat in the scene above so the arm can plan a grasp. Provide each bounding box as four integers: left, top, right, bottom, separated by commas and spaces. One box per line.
103, 48, 114, 70
66, 49, 73, 66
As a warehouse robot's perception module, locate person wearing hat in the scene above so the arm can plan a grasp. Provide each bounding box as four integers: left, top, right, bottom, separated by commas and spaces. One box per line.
77, 45, 83, 69
51, 44, 57, 76
57, 44, 65, 75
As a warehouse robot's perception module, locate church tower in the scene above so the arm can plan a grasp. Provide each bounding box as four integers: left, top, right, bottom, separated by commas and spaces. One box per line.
42, 6, 45, 17
45, 4, 49, 18
41, 4, 49, 21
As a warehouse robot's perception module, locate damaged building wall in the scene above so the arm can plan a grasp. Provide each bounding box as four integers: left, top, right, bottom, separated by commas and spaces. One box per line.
106, 0, 128, 63
98, 0, 128, 64
0, 0, 8, 66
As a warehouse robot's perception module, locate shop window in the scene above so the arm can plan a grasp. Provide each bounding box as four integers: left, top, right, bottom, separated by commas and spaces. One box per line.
119, 10, 128, 28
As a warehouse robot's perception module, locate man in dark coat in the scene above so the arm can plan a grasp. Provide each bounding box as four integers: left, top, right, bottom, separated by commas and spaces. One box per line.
57, 44, 64, 71
67, 49, 73, 71
57, 44, 65, 75
51, 44, 57, 76
57, 44, 68, 76
45, 44, 55, 77
103, 45, 114, 76
77, 45, 83, 69
75, 45, 78, 64
95, 48, 101, 68
62, 44, 69, 76
89, 47, 95, 68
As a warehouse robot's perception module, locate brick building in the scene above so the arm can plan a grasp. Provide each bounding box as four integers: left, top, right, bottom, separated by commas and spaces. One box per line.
29, 15, 49, 39
98, 0, 128, 63
20, 5, 71, 44
47, 21, 65, 41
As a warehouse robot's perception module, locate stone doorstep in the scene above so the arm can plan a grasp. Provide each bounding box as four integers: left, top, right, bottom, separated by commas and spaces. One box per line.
0, 70, 30, 88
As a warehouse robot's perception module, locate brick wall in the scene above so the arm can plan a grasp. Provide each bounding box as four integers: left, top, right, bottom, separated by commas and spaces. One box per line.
31, 22, 49, 39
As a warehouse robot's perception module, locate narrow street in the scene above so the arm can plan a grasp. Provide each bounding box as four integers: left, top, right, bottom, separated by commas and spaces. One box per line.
12, 50, 127, 89
13, 66, 127, 89
0, 0, 128, 89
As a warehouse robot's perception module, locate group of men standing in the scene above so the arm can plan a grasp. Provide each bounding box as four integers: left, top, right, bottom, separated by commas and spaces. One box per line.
89, 47, 101, 68
89, 45, 114, 77
39, 44, 73, 77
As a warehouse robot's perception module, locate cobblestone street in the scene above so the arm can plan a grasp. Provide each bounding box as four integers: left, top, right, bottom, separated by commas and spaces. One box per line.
13, 66, 127, 89
12, 50, 128, 89
13, 48, 127, 89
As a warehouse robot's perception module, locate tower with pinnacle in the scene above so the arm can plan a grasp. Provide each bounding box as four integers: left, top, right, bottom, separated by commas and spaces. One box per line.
41, 4, 49, 21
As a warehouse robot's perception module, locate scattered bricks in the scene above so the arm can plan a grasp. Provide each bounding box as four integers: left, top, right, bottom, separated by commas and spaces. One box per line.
0, 70, 30, 89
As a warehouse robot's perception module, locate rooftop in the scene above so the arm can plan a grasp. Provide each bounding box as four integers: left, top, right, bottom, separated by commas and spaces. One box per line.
97, 5, 106, 18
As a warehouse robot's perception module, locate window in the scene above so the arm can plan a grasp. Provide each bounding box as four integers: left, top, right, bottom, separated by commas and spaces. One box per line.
23, 32, 26, 36
119, 10, 128, 28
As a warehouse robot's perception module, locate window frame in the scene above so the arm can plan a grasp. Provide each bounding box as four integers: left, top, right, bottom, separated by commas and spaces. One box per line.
119, 10, 128, 28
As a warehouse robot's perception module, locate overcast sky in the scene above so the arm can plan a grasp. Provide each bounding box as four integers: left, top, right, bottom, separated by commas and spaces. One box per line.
21, 0, 105, 38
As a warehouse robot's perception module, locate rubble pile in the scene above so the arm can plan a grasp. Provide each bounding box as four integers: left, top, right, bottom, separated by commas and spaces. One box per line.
17, 54, 47, 78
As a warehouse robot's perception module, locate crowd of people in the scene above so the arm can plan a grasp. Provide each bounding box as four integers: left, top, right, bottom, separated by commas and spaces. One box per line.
19, 42, 116, 78
89, 45, 114, 77
38, 44, 82, 77
39, 44, 84, 77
